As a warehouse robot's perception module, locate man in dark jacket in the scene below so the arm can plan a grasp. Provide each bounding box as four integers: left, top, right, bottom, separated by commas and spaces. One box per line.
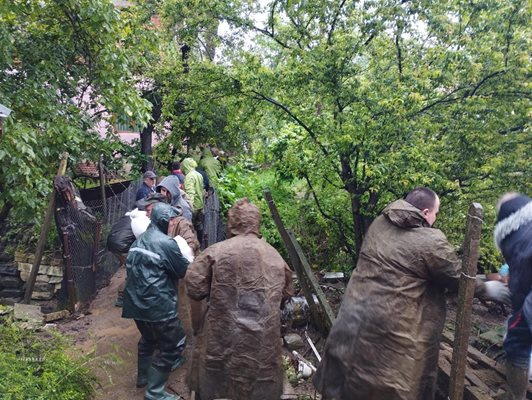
313, 187, 510, 400
170, 162, 185, 188
136, 170, 157, 201
495, 193, 532, 400
122, 202, 190, 400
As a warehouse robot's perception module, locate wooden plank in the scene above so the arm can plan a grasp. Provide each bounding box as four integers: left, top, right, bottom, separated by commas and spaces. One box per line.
439, 358, 493, 400
287, 230, 336, 333
23, 152, 68, 304
263, 190, 326, 332
443, 331, 532, 398
449, 203, 484, 400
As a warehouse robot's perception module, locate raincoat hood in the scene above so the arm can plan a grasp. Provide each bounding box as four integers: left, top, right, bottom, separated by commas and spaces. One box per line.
227, 198, 261, 238
150, 202, 180, 234
156, 175, 182, 207
201, 147, 213, 157
383, 199, 430, 229
181, 158, 197, 174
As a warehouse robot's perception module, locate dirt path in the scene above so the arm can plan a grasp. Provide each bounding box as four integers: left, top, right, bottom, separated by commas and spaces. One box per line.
59, 268, 193, 400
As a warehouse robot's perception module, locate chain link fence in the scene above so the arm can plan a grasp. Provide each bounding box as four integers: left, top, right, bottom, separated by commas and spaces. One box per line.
55, 177, 223, 304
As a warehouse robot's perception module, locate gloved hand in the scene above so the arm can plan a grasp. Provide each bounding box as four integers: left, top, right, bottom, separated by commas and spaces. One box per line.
484, 281, 511, 305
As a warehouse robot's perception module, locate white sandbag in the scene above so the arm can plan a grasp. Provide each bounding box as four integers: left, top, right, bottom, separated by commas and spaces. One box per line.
174, 235, 194, 262
126, 208, 151, 238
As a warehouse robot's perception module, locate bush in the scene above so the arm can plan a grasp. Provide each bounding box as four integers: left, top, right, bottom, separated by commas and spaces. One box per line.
0, 323, 96, 400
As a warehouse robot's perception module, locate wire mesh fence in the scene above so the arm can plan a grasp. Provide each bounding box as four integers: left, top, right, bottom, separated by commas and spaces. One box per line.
54, 177, 224, 305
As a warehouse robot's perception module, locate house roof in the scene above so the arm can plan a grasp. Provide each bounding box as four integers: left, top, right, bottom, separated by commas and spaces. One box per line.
72, 161, 121, 180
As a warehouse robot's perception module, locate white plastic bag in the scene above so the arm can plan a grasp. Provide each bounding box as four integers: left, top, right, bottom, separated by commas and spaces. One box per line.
126, 208, 151, 238
174, 235, 194, 262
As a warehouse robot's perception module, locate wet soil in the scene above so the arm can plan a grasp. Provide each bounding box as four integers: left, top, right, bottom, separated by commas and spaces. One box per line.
57, 268, 512, 400
57, 268, 192, 399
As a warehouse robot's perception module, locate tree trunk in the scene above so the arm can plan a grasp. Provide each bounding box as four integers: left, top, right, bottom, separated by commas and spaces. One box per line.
0, 180, 12, 224
140, 96, 162, 173
340, 156, 365, 260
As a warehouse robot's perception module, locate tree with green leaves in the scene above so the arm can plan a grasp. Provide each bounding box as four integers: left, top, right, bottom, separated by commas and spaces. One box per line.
155, 0, 530, 268
0, 0, 150, 226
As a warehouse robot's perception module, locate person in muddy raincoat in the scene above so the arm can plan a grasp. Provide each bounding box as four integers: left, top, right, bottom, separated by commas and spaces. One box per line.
122, 202, 190, 400
185, 198, 293, 400
313, 187, 511, 400
494, 193, 532, 400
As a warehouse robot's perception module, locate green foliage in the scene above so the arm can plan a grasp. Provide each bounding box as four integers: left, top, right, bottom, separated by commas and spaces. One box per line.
0, 0, 150, 227
0, 323, 96, 400
217, 160, 356, 271
161, 0, 530, 271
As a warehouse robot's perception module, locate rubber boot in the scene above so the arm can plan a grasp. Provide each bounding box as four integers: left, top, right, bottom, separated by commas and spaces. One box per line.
144, 366, 181, 400
136, 356, 152, 388
506, 363, 528, 400
114, 291, 123, 308
170, 356, 185, 372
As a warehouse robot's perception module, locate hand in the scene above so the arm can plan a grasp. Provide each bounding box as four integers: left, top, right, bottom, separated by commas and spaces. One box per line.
484, 281, 511, 305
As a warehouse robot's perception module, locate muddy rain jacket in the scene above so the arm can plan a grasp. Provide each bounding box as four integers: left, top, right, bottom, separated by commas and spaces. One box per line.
185, 199, 293, 400
122, 203, 190, 322
313, 199, 463, 400
199, 147, 221, 182
181, 158, 204, 213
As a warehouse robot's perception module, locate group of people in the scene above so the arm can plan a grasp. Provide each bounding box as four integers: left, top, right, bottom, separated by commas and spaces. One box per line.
120, 170, 531, 400
135, 146, 223, 244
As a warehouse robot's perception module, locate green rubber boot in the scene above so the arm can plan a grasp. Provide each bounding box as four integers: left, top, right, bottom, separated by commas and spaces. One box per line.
114, 291, 123, 308
506, 363, 528, 400
136, 356, 152, 388
170, 356, 186, 372
144, 366, 181, 400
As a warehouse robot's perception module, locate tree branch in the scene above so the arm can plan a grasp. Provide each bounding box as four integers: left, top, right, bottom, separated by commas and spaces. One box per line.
302, 172, 355, 255
249, 90, 330, 157
395, 33, 403, 76
327, 0, 348, 46
218, 15, 291, 49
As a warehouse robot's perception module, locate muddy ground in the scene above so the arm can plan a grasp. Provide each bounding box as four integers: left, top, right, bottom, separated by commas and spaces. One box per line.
57, 268, 313, 400
57, 269, 510, 400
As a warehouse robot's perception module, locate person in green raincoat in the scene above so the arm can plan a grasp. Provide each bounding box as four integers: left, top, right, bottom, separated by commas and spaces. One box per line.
198, 146, 221, 182
122, 202, 190, 400
181, 158, 205, 244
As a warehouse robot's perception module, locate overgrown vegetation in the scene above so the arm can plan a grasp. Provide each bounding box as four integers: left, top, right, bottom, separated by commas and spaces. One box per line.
1, 0, 529, 273
0, 322, 96, 400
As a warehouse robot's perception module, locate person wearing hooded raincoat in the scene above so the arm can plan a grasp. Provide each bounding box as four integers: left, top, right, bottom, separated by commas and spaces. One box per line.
185, 198, 293, 400
494, 193, 532, 400
122, 202, 190, 400
198, 147, 221, 182
313, 187, 510, 400
181, 158, 205, 244
156, 175, 193, 222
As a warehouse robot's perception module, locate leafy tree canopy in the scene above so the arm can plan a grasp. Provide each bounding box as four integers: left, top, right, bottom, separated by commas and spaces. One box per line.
0, 0, 150, 224
156, 0, 530, 268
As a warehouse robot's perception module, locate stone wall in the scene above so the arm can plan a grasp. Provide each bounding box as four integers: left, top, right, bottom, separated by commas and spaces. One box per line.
0, 252, 64, 303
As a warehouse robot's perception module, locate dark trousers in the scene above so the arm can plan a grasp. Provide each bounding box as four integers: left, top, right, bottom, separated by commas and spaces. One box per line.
192, 210, 204, 247
134, 317, 186, 373
504, 309, 532, 369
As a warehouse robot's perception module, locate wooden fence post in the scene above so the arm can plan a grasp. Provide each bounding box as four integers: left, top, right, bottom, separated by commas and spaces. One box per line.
99, 155, 107, 223
23, 152, 68, 304
264, 190, 335, 334
449, 203, 484, 400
